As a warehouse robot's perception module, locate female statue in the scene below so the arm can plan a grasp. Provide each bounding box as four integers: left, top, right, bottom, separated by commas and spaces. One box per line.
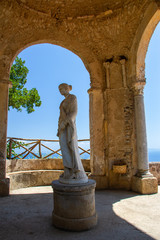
57, 83, 88, 184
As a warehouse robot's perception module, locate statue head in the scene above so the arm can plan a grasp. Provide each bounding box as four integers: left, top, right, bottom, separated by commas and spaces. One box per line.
58, 83, 72, 96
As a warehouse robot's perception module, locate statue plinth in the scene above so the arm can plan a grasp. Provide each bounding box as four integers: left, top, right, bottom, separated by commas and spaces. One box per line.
52, 179, 97, 231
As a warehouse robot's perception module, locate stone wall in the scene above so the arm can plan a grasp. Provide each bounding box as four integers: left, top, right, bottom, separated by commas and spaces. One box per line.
6, 159, 91, 190
149, 163, 160, 184
6, 159, 160, 190
6, 159, 90, 173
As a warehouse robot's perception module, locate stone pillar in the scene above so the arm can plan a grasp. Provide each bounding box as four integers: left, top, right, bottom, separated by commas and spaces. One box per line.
88, 87, 108, 189
133, 81, 151, 177
0, 79, 11, 196
132, 80, 158, 194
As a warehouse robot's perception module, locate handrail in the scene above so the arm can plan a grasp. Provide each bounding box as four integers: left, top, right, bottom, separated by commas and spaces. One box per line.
6, 137, 90, 160
7, 137, 89, 142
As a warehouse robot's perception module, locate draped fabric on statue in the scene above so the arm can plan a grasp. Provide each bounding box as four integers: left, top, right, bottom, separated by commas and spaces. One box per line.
58, 94, 84, 172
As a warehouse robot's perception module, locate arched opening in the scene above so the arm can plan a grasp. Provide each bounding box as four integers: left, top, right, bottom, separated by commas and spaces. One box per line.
8, 43, 90, 139
6, 43, 91, 189
144, 22, 160, 183
0, 25, 106, 195
145, 22, 160, 157
136, 6, 160, 80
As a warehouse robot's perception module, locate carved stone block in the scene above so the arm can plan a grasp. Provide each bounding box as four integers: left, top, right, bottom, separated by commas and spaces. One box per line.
132, 176, 158, 194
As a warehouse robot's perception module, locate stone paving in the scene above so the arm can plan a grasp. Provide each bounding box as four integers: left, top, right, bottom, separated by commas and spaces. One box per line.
0, 186, 160, 240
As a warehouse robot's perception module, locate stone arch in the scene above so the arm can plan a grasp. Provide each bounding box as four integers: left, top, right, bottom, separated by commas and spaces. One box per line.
130, 2, 160, 81
1, 35, 104, 90
0, 29, 106, 194
10, 42, 95, 82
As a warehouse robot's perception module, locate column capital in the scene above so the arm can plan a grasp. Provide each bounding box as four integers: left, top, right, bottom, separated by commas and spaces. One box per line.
119, 59, 126, 65
87, 87, 103, 94
132, 79, 146, 96
0, 79, 12, 88
103, 61, 110, 69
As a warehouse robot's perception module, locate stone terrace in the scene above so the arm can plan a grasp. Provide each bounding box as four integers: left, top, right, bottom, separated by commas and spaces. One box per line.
0, 186, 160, 240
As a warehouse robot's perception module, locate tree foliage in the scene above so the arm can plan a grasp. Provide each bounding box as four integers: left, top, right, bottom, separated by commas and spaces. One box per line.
8, 57, 42, 113
6, 140, 27, 159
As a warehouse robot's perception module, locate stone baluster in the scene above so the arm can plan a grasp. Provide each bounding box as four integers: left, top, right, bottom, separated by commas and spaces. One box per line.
120, 59, 127, 88
133, 80, 152, 177
0, 79, 12, 196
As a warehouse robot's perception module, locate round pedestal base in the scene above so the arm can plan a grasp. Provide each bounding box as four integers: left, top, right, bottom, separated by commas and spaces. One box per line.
52, 179, 97, 231
52, 212, 97, 231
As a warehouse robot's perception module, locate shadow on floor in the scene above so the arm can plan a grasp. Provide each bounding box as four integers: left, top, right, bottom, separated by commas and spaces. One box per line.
0, 189, 156, 240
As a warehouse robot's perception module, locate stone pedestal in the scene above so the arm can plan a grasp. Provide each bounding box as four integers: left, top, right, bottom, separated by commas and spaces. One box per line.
132, 176, 158, 194
52, 179, 97, 231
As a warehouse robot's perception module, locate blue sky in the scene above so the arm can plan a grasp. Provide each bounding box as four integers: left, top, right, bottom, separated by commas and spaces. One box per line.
145, 22, 160, 149
7, 44, 90, 141
7, 22, 160, 149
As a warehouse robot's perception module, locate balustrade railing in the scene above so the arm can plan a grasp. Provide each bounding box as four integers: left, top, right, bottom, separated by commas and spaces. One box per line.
7, 137, 90, 160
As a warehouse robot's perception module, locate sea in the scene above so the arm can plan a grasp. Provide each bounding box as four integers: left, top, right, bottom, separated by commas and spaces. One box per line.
9, 149, 160, 162
148, 149, 160, 162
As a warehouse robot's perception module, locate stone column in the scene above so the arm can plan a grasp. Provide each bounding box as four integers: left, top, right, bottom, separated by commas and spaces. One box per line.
88, 87, 107, 189
120, 59, 127, 88
132, 80, 158, 194
133, 81, 152, 177
103, 61, 110, 89
0, 79, 11, 196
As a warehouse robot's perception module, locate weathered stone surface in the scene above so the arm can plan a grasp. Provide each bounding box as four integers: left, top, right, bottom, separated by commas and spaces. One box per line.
0, 178, 10, 196
88, 88, 105, 177
149, 163, 160, 184
8, 170, 63, 190
132, 176, 158, 194
109, 171, 131, 191
52, 179, 97, 231
89, 174, 108, 189
6, 159, 160, 191
6, 158, 91, 190
0, 82, 9, 181
6, 159, 90, 173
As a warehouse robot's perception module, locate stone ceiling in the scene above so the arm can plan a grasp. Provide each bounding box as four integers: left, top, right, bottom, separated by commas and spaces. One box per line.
15, 0, 134, 19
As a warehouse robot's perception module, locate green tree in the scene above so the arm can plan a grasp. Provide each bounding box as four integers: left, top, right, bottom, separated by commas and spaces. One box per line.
8, 57, 41, 113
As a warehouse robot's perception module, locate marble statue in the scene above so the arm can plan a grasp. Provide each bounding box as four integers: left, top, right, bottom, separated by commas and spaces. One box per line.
57, 83, 88, 184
